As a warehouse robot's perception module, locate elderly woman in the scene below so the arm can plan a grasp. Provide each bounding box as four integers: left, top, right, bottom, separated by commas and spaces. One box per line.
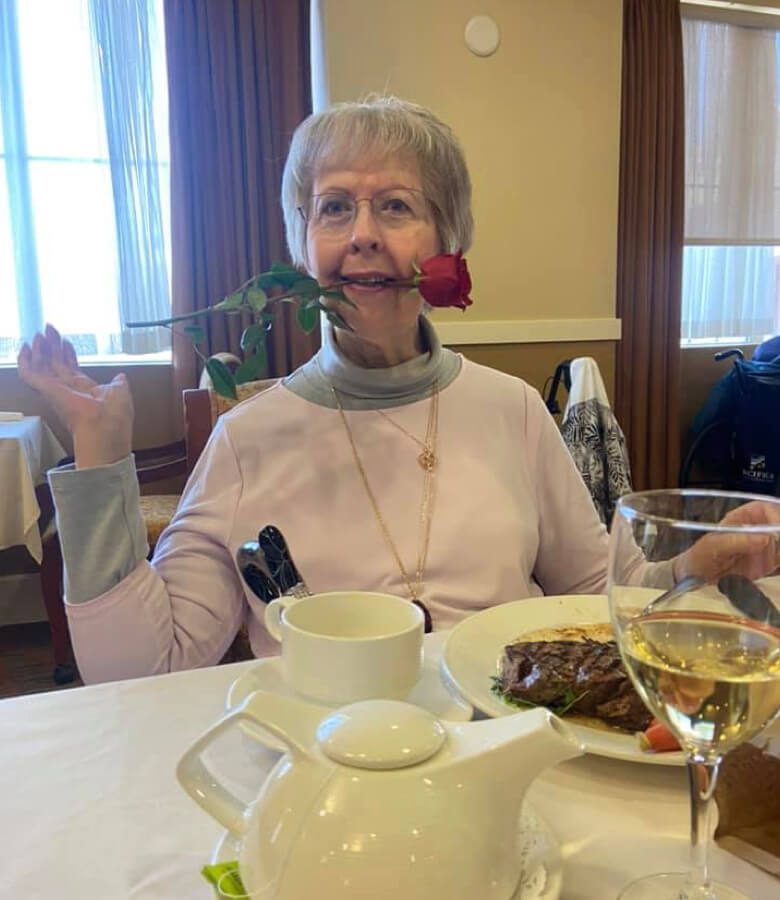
20, 96, 770, 684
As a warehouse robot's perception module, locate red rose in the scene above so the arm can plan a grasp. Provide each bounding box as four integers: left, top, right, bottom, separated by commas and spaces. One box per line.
417, 252, 473, 310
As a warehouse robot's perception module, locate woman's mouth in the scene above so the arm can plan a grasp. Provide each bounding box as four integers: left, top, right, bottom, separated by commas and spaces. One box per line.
339, 275, 397, 293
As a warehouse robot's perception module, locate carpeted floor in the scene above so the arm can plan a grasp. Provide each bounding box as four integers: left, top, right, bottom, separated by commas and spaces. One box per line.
0, 622, 82, 699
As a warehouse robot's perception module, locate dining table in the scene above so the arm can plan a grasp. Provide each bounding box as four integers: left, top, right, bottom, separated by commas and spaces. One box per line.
0, 414, 66, 563
0, 631, 775, 900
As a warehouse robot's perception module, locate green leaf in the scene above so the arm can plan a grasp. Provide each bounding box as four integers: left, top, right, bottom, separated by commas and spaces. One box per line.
205, 357, 238, 400
245, 286, 268, 312
489, 676, 589, 717
321, 306, 353, 332
234, 347, 266, 383
214, 291, 244, 311
240, 323, 265, 353
490, 677, 535, 710
290, 277, 320, 301
268, 261, 303, 290
296, 302, 321, 334
183, 324, 205, 344
556, 688, 590, 716
255, 272, 280, 291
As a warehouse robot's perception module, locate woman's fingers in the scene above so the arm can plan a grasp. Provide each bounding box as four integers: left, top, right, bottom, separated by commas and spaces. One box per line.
62, 338, 79, 373
44, 322, 62, 358
19, 328, 92, 389
681, 530, 780, 582
723, 500, 780, 528
30, 331, 51, 372
17, 327, 134, 463
17, 339, 50, 391
44, 323, 73, 377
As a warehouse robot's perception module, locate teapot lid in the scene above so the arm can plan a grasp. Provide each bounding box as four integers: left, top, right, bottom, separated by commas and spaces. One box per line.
316, 700, 446, 770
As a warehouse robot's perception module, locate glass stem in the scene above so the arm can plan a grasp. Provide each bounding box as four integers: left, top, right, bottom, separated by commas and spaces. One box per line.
684, 758, 721, 899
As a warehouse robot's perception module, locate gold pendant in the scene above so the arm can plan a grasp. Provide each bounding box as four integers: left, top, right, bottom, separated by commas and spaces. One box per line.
418, 447, 436, 471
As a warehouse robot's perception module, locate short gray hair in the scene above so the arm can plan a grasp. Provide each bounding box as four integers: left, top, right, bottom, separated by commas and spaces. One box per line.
281, 95, 473, 268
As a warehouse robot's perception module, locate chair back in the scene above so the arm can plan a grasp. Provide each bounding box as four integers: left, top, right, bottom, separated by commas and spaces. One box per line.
182, 378, 279, 474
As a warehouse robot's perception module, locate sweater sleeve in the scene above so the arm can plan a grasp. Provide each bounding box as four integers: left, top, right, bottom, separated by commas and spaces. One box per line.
48, 455, 149, 603
526, 388, 610, 595
62, 422, 246, 683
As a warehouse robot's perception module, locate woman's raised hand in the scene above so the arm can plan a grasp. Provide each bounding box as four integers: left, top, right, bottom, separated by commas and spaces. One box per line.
17, 324, 134, 468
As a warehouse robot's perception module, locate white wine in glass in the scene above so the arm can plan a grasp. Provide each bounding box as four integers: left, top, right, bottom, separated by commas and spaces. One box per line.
609, 489, 780, 900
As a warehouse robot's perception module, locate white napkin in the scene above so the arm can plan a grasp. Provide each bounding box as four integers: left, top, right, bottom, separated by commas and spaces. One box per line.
0, 412, 24, 421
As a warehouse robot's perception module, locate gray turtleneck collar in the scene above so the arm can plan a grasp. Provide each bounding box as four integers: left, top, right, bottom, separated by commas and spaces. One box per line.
282, 316, 462, 409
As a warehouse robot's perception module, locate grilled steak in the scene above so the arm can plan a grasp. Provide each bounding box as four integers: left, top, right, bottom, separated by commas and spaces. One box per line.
498, 638, 652, 732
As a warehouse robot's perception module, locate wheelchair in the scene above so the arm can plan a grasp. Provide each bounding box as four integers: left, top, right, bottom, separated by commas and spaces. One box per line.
679, 343, 780, 496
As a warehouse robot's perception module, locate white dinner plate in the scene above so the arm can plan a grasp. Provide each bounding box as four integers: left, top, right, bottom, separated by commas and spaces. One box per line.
211, 801, 563, 900
441, 594, 685, 767
226, 651, 473, 751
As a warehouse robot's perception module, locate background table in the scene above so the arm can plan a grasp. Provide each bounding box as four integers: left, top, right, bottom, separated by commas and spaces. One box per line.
0, 416, 65, 563
0, 633, 775, 899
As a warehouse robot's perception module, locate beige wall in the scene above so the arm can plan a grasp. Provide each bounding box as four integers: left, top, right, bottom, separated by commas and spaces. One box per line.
453, 340, 616, 417
320, 0, 624, 325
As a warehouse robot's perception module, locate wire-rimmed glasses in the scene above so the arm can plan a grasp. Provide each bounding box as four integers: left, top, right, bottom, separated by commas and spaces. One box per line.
297, 187, 432, 233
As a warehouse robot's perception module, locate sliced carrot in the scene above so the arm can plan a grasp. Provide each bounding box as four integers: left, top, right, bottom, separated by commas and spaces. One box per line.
639, 720, 681, 753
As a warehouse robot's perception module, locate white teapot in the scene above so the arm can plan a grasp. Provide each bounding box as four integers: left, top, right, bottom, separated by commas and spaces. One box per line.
177, 692, 582, 900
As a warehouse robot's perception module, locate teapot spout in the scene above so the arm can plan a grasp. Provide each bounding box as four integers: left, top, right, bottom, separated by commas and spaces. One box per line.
432, 707, 582, 897
450, 707, 583, 794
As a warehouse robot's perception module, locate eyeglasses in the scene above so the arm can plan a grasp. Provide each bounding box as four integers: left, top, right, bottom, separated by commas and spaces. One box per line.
298, 187, 432, 233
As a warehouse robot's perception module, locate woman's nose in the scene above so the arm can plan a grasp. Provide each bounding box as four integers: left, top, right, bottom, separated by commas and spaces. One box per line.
349, 200, 383, 251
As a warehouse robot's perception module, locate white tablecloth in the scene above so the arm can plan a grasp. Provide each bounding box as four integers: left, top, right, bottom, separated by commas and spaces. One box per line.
0, 416, 65, 562
0, 633, 775, 900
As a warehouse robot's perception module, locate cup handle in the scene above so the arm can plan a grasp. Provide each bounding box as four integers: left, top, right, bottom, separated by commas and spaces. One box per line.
264, 595, 298, 642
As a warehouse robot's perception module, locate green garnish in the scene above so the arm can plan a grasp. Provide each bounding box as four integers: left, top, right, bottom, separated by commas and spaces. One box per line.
202, 861, 248, 897
490, 676, 589, 716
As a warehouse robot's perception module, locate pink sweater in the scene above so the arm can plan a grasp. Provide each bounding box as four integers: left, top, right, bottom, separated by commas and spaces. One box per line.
66, 358, 608, 683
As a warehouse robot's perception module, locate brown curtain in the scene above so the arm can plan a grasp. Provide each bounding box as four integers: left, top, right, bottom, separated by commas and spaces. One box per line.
615, 0, 685, 490
164, 0, 318, 404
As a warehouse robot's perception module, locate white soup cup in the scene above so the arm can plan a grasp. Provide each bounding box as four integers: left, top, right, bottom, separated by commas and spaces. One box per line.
264, 590, 424, 705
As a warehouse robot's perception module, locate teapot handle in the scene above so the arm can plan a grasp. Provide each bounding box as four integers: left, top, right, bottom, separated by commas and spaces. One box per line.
176, 690, 327, 835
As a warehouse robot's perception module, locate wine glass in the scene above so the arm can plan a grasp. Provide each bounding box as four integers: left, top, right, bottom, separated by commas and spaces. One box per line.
609, 489, 780, 900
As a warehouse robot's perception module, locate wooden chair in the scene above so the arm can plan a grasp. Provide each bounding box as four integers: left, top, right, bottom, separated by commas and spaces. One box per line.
183, 378, 279, 474
135, 441, 188, 550
36, 476, 72, 684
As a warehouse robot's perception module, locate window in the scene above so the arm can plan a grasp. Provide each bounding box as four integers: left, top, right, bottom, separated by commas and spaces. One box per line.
682, 8, 780, 346
0, 0, 171, 364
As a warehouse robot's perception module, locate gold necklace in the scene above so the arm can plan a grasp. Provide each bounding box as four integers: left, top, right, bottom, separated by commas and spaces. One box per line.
374, 404, 437, 471
332, 385, 438, 632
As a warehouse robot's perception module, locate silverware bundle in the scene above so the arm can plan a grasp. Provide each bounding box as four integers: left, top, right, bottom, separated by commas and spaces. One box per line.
236, 525, 311, 602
